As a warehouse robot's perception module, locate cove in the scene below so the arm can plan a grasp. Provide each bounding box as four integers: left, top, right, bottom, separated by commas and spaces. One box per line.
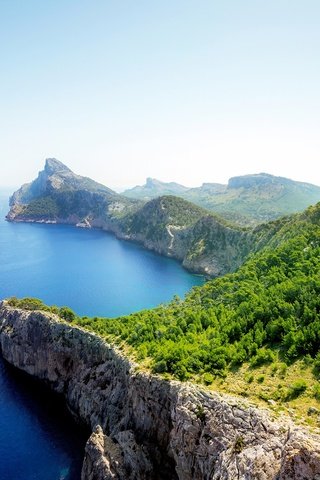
0, 195, 204, 318
0, 191, 204, 479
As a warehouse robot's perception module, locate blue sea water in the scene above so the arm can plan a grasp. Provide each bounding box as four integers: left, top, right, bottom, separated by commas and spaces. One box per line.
0, 195, 203, 318
0, 191, 204, 479
0, 356, 87, 480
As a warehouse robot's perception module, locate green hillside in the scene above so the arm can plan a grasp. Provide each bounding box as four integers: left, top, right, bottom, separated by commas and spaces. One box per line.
7, 161, 253, 277
10, 202, 320, 425
118, 195, 213, 240
72, 202, 320, 378
123, 173, 320, 226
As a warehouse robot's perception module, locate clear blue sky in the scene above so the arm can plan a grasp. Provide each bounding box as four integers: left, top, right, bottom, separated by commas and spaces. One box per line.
1, 0, 319, 189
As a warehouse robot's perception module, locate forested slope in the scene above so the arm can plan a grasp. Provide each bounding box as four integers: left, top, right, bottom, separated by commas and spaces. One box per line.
10, 202, 320, 424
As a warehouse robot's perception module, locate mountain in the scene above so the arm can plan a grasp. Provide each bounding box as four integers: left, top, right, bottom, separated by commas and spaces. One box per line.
5, 200, 320, 472
116, 195, 253, 276
11, 158, 114, 203
123, 177, 189, 200
7, 159, 252, 276
123, 173, 320, 226
7, 158, 139, 224
68, 200, 320, 417
9, 160, 320, 278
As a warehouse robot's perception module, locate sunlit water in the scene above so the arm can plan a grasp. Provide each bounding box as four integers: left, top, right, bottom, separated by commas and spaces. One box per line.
0, 191, 204, 479
0, 194, 203, 317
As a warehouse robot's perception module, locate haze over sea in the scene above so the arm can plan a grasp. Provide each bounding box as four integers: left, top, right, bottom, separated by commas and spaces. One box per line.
0, 190, 203, 479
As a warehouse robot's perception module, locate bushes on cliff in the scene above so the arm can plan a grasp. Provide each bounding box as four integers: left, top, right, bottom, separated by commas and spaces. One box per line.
8, 205, 320, 385
7, 297, 76, 322
75, 218, 320, 380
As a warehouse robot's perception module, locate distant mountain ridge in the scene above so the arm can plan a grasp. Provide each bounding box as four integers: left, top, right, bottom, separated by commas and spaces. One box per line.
6, 159, 320, 277
124, 177, 189, 200
6, 159, 251, 276
123, 173, 320, 225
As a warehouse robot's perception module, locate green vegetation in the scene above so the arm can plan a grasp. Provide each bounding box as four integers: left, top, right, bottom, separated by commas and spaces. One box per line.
9, 204, 320, 380
119, 195, 213, 239
21, 196, 59, 219
7, 297, 75, 322
7, 201, 320, 425
286, 380, 307, 400
234, 436, 245, 454
67, 215, 320, 382
123, 173, 320, 226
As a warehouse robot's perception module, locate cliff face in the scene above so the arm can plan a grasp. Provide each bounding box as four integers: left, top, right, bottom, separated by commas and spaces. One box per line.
7, 160, 253, 277
1, 302, 320, 480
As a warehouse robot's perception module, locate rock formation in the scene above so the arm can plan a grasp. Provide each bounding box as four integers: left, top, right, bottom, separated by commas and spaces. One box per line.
7, 159, 253, 277
1, 301, 320, 479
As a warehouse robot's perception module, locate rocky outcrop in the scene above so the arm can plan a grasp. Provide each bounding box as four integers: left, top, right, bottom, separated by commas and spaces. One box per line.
1, 301, 320, 479
9, 158, 114, 207
6, 160, 253, 277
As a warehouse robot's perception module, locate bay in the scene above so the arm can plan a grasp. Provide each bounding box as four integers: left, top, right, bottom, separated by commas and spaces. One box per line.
0, 190, 204, 479
0, 193, 203, 318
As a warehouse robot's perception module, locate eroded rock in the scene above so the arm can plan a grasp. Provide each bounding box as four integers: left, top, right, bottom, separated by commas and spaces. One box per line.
1, 302, 320, 480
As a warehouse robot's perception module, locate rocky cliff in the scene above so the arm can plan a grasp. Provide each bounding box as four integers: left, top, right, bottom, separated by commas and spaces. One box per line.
7, 159, 254, 277
1, 301, 320, 480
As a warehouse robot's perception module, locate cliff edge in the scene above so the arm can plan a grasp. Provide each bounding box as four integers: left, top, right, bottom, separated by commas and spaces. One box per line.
1, 302, 320, 479
6, 159, 252, 277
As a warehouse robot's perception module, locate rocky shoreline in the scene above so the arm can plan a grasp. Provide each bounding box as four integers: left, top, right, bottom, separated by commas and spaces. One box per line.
5, 159, 254, 278
1, 301, 320, 479
6, 209, 251, 278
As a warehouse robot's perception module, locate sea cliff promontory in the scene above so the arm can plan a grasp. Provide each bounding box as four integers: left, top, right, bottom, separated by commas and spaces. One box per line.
6, 159, 253, 277
1, 301, 320, 480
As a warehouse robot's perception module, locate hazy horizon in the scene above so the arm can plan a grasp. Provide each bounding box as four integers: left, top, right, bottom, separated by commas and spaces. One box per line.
1, 1, 319, 189
1, 159, 320, 194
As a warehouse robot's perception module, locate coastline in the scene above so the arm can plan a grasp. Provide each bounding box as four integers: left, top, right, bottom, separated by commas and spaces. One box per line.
1, 301, 320, 479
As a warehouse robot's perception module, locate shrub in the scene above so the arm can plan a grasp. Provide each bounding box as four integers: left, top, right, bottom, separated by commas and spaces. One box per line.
250, 348, 274, 368
203, 373, 214, 385
313, 383, 320, 401
313, 353, 320, 376
153, 360, 167, 374
286, 379, 307, 400
59, 306, 76, 322
195, 405, 206, 421
246, 374, 254, 383
234, 436, 245, 454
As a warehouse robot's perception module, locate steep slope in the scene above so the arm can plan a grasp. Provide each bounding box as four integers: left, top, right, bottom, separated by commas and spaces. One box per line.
1, 301, 320, 480
11, 158, 114, 202
123, 173, 320, 226
67, 202, 320, 412
7, 158, 139, 224
116, 195, 252, 276
6, 161, 254, 276
123, 177, 189, 200
11, 161, 319, 278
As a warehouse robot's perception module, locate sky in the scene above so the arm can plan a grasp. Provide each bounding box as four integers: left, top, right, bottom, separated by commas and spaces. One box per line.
0, 0, 319, 190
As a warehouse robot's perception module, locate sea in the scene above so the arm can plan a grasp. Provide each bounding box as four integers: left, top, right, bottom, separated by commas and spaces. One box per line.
0, 190, 204, 479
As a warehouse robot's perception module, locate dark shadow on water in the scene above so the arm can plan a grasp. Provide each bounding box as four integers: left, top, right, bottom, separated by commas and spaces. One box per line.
0, 355, 89, 480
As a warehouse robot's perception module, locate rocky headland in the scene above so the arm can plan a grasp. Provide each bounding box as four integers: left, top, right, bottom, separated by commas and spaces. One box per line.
1, 301, 320, 480
6, 159, 254, 277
